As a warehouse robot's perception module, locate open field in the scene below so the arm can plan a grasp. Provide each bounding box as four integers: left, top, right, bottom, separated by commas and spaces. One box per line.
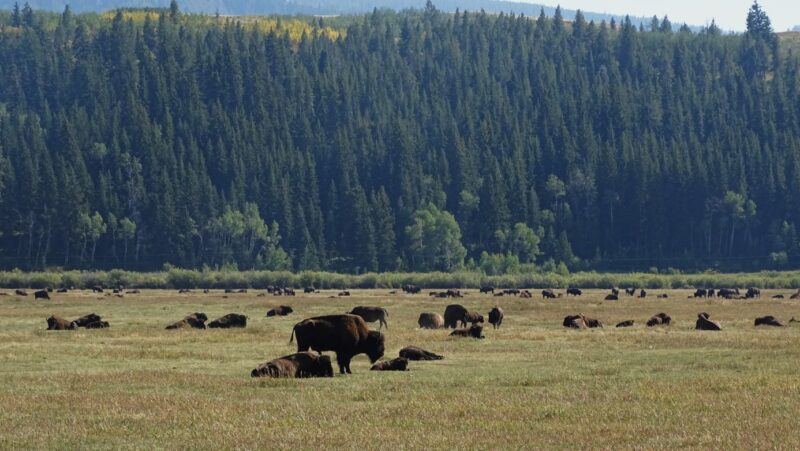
2, 288, 800, 449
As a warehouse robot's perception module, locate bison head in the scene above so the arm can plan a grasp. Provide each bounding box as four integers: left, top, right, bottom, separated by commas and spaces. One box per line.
365, 331, 385, 363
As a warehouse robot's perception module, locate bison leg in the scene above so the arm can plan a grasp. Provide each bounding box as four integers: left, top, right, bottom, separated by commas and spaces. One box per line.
336, 353, 353, 375
380, 318, 388, 330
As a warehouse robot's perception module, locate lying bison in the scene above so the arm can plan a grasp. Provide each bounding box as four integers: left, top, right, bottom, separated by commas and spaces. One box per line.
166, 313, 208, 330
266, 306, 293, 317
450, 324, 485, 339
604, 294, 619, 301
488, 306, 504, 329
696, 312, 721, 331
370, 357, 409, 371
755, 315, 785, 327
418, 312, 444, 329
208, 313, 247, 328
85, 320, 110, 329
46, 315, 76, 330
399, 346, 444, 361
563, 314, 603, 329
251, 352, 333, 378
443, 304, 468, 329
349, 306, 389, 330
73, 313, 102, 327
647, 313, 672, 327
616, 320, 635, 328
290, 314, 385, 374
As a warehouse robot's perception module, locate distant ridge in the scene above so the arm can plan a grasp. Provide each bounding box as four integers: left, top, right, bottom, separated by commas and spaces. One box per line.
0, 0, 663, 28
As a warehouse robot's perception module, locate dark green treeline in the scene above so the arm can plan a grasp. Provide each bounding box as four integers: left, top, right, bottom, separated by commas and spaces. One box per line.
0, 3, 798, 273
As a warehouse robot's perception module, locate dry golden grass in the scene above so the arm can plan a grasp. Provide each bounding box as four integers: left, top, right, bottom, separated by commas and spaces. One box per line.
1, 288, 800, 449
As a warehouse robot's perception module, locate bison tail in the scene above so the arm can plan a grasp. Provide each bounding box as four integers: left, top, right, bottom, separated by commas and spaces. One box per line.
289, 326, 296, 344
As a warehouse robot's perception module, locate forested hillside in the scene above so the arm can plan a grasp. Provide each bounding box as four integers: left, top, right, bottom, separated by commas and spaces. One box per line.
0, 2, 798, 273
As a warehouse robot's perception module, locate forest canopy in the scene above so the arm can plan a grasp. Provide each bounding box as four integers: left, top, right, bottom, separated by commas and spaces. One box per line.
0, 2, 797, 273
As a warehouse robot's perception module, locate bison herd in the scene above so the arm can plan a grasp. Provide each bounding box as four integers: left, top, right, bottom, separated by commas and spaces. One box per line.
27, 285, 800, 380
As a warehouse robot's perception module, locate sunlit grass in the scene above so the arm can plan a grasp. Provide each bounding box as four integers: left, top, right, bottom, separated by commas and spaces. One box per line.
1, 288, 799, 448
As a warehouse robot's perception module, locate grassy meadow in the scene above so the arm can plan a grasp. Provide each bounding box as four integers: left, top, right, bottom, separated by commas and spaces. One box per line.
1, 288, 800, 449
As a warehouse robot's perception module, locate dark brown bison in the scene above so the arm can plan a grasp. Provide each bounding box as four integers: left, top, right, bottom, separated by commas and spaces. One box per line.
34, 290, 50, 300
746, 287, 761, 299
639, 289, 647, 298
611, 288, 620, 296
646, 313, 672, 327
696, 313, 721, 331
604, 294, 619, 301
349, 306, 389, 330
91, 286, 104, 293
567, 288, 582, 296
694, 289, 708, 298
290, 314, 385, 374
56, 288, 69, 293
370, 357, 409, 371
208, 313, 247, 328
304, 287, 316, 293
792, 291, 800, 300
463, 311, 484, 327
480, 286, 495, 294
520, 290, 533, 298
402, 285, 421, 294
772, 294, 785, 299
541, 289, 557, 299
754, 316, 785, 327
15, 289, 28, 296
616, 320, 635, 328
338, 291, 351, 297
443, 304, 468, 329
266, 305, 293, 317
73, 313, 102, 327
166, 313, 208, 330
85, 320, 110, 329
625, 288, 636, 296
418, 312, 444, 329
450, 324, 485, 338
488, 306, 504, 329
46, 315, 76, 330
657, 294, 668, 299
564, 314, 603, 329
399, 346, 444, 361
251, 352, 334, 378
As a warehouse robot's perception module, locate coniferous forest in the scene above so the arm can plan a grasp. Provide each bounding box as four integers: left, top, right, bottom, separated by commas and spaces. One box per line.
0, 2, 798, 274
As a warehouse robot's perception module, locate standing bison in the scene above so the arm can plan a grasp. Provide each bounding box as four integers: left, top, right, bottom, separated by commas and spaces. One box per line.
488, 306, 504, 329
349, 306, 389, 330
34, 290, 50, 300
418, 312, 444, 329
443, 304, 468, 329
251, 352, 333, 378
567, 288, 582, 296
290, 314, 385, 374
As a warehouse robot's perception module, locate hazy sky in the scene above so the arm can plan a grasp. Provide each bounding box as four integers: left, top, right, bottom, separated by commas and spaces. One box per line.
520, 1, 799, 31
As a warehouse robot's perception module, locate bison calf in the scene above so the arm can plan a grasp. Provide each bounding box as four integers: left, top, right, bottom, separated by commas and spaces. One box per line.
251, 352, 333, 378
370, 357, 409, 371
399, 346, 444, 361
349, 306, 389, 330
488, 306, 504, 329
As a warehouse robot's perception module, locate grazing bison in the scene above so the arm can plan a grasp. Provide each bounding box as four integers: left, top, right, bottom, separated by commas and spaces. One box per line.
290, 314, 385, 374
541, 289, 557, 299
34, 290, 50, 300
520, 290, 533, 298
56, 288, 69, 293
349, 306, 389, 330
746, 287, 761, 299
46, 315, 76, 330
166, 313, 208, 330
755, 316, 785, 327
695, 313, 721, 331
91, 286, 104, 293
266, 306, 293, 317
443, 304, 468, 329
73, 313, 102, 328
616, 320, 635, 328
480, 286, 495, 294
605, 294, 619, 301
418, 312, 445, 329
304, 287, 316, 293
450, 324, 485, 339
646, 313, 672, 327
567, 288, 582, 296
251, 352, 333, 378
370, 357, 409, 371
463, 311, 484, 327
694, 289, 708, 298
488, 306, 504, 329
208, 313, 247, 328
399, 346, 444, 361
402, 285, 421, 294
85, 320, 110, 329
